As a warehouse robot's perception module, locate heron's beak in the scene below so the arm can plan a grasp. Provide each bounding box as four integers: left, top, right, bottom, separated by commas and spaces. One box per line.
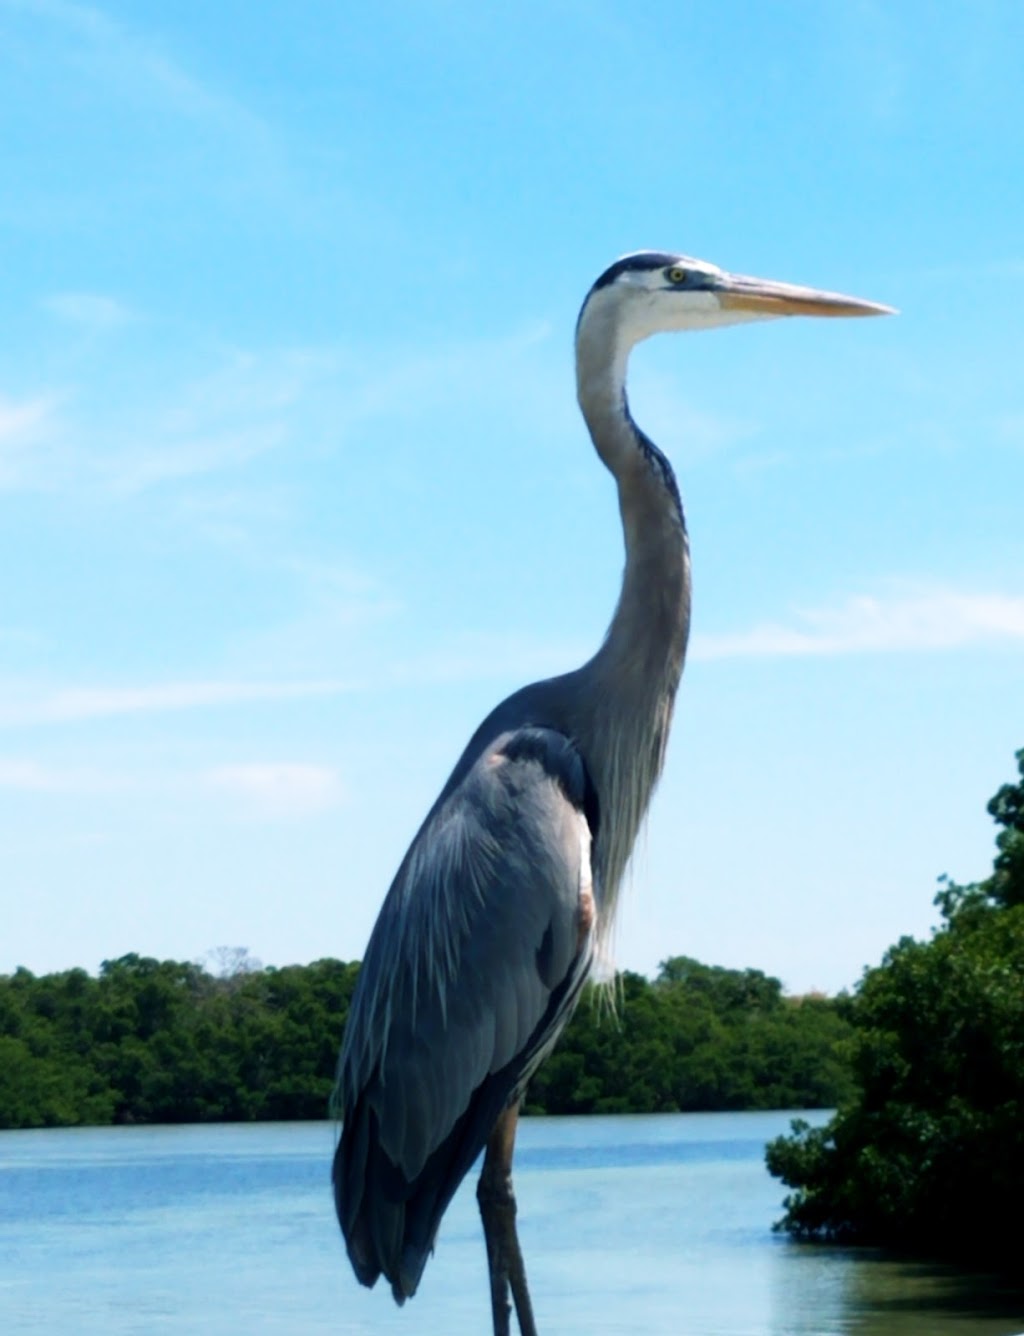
716, 273, 896, 318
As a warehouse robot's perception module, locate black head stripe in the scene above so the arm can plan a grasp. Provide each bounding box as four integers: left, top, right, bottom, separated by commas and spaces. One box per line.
590, 252, 680, 293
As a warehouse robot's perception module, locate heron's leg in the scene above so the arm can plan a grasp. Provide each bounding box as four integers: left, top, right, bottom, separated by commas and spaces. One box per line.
476, 1102, 538, 1336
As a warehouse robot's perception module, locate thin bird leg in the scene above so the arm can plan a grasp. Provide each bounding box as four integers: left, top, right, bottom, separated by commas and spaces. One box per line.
476, 1102, 538, 1336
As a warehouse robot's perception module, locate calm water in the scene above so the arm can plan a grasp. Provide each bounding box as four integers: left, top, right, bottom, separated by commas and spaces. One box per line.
1, 1112, 1020, 1335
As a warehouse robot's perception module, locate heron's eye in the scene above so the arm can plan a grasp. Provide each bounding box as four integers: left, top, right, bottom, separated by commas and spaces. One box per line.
667, 266, 688, 285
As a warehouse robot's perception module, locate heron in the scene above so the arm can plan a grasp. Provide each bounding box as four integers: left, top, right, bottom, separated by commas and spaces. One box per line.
332, 251, 892, 1334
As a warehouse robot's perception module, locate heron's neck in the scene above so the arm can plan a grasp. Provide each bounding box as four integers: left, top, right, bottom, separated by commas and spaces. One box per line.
570, 320, 692, 929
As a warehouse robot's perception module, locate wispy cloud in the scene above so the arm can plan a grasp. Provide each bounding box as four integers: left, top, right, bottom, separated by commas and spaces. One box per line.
0, 0, 301, 243
43, 291, 135, 331
0, 753, 345, 816
0, 344, 332, 495
997, 415, 1024, 448
9, 0, 270, 137
0, 630, 588, 737
0, 679, 356, 728
0, 626, 42, 649
97, 346, 336, 493
1, 322, 567, 497
0, 757, 114, 793
204, 762, 346, 817
0, 394, 56, 443
102, 427, 288, 493
693, 587, 1024, 660
0, 393, 62, 488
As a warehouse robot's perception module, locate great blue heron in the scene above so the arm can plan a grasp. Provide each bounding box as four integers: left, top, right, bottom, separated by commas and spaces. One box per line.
332, 251, 892, 1334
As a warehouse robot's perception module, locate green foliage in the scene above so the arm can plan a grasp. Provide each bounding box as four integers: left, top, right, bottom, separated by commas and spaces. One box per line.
766, 747, 1024, 1270
988, 747, 1024, 908
0, 946, 851, 1128
0, 953, 360, 1128
525, 959, 853, 1116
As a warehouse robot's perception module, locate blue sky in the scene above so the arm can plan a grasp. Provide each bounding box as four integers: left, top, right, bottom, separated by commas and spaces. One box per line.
2, 0, 1022, 994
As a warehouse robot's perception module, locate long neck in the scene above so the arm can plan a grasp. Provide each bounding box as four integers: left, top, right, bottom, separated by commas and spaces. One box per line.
569, 313, 692, 940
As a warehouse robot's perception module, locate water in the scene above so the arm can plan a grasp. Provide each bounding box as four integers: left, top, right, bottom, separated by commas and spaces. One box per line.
1, 1112, 1020, 1334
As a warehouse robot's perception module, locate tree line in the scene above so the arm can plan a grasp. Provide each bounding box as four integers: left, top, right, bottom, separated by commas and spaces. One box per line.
767, 746, 1024, 1272
0, 950, 853, 1130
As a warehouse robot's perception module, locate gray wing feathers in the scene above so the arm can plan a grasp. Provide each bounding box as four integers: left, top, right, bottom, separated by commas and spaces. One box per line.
341, 728, 591, 1178
334, 726, 595, 1296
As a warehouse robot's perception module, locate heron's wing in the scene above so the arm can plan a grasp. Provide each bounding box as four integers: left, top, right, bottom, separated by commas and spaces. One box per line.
333, 725, 596, 1299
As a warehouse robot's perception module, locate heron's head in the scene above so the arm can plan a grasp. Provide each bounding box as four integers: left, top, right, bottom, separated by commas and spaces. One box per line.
576, 251, 894, 353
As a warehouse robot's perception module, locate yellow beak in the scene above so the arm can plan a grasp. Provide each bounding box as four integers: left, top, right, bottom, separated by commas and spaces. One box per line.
717, 273, 896, 318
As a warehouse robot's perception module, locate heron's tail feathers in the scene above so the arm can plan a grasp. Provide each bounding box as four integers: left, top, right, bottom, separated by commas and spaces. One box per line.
334, 1076, 518, 1306
332, 1100, 438, 1304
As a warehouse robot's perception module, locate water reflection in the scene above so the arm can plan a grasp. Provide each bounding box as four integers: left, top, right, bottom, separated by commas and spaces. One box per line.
0, 1113, 1021, 1335
768, 1243, 1023, 1335
843, 1254, 1022, 1335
